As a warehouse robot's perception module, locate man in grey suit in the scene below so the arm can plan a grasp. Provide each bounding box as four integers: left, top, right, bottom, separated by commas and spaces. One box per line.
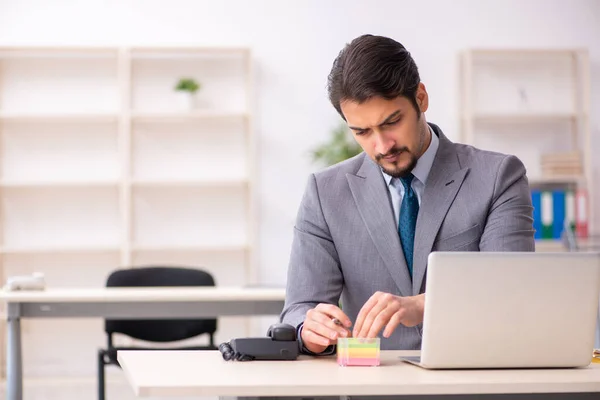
280, 34, 535, 355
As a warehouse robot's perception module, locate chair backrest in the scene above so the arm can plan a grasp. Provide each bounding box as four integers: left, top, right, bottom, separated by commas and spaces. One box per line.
105, 266, 217, 343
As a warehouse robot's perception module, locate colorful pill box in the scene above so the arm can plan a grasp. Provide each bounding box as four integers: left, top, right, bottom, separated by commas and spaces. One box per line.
337, 338, 380, 366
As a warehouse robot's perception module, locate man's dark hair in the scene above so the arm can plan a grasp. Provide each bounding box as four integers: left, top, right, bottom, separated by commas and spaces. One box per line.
327, 34, 421, 119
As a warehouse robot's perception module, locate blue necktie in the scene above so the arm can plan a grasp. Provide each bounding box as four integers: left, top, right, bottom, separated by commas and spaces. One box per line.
398, 174, 419, 277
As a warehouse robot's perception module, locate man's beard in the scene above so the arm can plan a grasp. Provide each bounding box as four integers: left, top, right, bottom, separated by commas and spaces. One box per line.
376, 147, 418, 178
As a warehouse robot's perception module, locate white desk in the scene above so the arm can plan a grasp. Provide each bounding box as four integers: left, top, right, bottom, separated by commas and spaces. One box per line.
117, 350, 600, 399
0, 287, 286, 400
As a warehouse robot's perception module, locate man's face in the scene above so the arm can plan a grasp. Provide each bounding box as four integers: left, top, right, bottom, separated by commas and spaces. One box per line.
340, 84, 430, 178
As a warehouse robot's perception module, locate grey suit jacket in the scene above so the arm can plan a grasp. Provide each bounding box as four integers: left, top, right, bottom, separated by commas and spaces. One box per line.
280, 122, 535, 351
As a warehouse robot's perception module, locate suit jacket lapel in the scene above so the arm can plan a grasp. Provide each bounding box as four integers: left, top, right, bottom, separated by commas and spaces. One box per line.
347, 155, 413, 297
412, 125, 470, 295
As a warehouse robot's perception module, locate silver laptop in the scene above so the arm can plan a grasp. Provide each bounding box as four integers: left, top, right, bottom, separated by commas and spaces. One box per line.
402, 251, 600, 369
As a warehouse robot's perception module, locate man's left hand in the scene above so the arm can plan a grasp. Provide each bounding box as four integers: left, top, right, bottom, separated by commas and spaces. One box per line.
353, 292, 425, 338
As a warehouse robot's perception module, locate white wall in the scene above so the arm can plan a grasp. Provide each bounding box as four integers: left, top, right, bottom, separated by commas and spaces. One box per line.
1, 0, 599, 287
0, 1, 599, 397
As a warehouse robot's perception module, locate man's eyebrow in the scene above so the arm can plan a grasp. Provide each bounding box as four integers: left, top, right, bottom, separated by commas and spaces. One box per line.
379, 110, 403, 125
348, 110, 403, 131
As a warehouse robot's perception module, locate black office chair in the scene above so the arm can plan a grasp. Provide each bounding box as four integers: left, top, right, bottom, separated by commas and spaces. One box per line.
98, 266, 218, 400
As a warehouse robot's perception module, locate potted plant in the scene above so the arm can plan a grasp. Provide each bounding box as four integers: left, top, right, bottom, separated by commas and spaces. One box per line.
311, 122, 363, 167
174, 77, 201, 110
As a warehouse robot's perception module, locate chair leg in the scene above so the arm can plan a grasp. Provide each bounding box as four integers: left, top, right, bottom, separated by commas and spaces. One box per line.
98, 350, 106, 400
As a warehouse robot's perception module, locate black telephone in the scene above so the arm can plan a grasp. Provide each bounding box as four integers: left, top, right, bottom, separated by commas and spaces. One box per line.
218, 323, 299, 361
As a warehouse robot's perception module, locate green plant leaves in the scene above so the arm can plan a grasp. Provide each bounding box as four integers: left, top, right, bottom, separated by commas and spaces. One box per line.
312, 123, 362, 167
175, 78, 201, 93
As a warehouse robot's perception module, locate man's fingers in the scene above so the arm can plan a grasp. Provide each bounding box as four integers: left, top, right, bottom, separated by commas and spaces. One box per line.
367, 308, 395, 338
308, 309, 350, 338
383, 312, 403, 338
315, 303, 352, 327
301, 326, 332, 347
302, 310, 348, 342
353, 293, 381, 336
357, 301, 386, 337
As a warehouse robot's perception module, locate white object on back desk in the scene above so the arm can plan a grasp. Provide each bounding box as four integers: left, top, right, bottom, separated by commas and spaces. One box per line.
0, 287, 286, 400
3, 272, 46, 291
117, 350, 600, 398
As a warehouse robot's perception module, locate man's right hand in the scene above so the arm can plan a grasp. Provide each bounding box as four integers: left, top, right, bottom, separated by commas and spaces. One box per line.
301, 303, 352, 354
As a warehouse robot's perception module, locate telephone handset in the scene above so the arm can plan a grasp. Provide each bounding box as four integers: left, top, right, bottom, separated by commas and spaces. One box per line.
218, 323, 299, 361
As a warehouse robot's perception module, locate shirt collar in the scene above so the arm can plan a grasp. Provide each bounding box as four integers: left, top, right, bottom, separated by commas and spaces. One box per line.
382, 124, 439, 186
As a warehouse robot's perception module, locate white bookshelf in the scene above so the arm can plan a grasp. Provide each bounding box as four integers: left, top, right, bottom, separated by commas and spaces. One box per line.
460, 48, 592, 252
470, 112, 579, 124
0, 246, 121, 254
0, 45, 256, 389
130, 110, 248, 121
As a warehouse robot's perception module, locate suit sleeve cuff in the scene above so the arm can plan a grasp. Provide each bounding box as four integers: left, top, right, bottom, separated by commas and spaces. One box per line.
297, 322, 336, 356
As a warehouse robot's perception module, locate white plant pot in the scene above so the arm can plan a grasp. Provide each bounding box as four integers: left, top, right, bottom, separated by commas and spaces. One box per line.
174, 91, 196, 111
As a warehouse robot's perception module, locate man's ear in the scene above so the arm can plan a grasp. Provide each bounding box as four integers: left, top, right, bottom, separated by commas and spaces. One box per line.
416, 82, 429, 113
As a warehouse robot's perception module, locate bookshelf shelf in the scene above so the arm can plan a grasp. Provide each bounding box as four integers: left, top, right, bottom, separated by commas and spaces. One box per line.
130, 46, 249, 59
470, 112, 578, 124
528, 176, 584, 186
131, 178, 248, 188
0, 113, 119, 123
0, 47, 118, 59
131, 244, 249, 253
534, 239, 566, 252
0, 180, 120, 188
0, 375, 125, 387
0, 245, 121, 254
130, 111, 248, 123
468, 48, 588, 56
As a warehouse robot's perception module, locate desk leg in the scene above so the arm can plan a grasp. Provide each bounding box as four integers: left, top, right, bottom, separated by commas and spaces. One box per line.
7, 304, 23, 400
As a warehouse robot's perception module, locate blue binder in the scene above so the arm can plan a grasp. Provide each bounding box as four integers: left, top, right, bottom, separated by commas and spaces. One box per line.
552, 190, 566, 240
531, 190, 542, 240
